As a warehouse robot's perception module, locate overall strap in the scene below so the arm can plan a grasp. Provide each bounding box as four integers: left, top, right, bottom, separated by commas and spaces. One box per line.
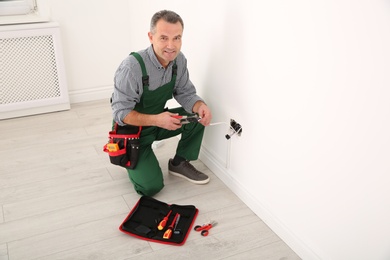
172, 61, 177, 77
171, 60, 177, 83
130, 52, 149, 87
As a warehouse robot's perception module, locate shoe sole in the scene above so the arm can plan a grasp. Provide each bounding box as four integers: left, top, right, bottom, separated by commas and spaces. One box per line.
168, 170, 210, 185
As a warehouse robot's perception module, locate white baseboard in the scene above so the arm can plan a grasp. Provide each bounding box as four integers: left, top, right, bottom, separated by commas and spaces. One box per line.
199, 145, 322, 260
68, 85, 113, 104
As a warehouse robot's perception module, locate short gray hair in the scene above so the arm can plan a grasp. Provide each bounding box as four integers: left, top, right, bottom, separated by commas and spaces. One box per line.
150, 10, 184, 34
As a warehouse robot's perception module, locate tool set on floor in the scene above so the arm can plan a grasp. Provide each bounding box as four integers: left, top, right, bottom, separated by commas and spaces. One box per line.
119, 196, 199, 245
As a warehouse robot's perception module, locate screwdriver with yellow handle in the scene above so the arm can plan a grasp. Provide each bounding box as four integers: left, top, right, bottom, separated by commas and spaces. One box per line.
157, 210, 172, 230
163, 213, 180, 239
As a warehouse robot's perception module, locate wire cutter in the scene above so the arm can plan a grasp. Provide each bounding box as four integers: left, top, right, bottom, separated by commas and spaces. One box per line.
194, 221, 217, 236
172, 114, 201, 124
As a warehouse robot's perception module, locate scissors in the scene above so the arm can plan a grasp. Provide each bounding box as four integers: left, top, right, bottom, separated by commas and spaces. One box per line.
194, 221, 217, 236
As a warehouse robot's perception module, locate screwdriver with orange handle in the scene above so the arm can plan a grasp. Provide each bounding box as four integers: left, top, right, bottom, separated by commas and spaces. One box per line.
163, 213, 180, 239
157, 210, 172, 230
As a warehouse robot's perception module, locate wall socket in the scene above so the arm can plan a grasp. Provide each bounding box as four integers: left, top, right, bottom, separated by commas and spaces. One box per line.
225, 119, 242, 139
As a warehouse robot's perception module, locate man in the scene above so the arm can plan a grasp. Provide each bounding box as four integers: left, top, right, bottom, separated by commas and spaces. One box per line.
111, 10, 212, 196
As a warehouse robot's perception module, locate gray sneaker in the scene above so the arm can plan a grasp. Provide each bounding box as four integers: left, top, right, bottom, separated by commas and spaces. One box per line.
168, 159, 210, 184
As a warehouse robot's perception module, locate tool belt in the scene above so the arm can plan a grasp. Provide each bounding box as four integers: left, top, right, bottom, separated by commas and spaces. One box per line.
103, 123, 142, 169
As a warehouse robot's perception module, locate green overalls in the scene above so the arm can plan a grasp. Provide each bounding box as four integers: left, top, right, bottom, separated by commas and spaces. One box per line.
127, 53, 205, 196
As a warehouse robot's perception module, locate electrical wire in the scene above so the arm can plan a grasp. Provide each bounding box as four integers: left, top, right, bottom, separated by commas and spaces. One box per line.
208, 121, 232, 168
209, 122, 227, 126
207, 121, 242, 169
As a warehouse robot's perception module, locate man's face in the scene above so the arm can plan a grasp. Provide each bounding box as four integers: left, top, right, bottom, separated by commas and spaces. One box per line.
148, 19, 183, 68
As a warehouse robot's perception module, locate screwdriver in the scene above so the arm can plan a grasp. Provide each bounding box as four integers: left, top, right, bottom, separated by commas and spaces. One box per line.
157, 210, 172, 230
163, 213, 180, 239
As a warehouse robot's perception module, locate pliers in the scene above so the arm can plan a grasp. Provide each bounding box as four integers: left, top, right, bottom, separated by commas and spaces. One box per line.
194, 221, 217, 236
172, 114, 201, 124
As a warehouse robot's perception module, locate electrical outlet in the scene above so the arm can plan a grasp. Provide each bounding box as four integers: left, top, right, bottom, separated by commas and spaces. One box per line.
230, 119, 242, 136
225, 119, 242, 139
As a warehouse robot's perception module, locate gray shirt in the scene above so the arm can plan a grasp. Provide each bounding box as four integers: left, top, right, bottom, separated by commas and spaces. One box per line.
111, 45, 204, 126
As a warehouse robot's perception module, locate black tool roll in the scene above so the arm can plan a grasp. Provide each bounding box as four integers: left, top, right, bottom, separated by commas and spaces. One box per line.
119, 196, 198, 245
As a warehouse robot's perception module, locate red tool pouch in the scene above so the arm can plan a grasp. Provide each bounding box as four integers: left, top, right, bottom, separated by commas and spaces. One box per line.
103, 123, 142, 169
119, 196, 198, 245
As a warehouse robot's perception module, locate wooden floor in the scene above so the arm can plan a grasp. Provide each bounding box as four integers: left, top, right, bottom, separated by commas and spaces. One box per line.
0, 100, 300, 260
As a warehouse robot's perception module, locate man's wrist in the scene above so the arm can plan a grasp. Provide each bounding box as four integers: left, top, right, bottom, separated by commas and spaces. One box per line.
192, 100, 205, 113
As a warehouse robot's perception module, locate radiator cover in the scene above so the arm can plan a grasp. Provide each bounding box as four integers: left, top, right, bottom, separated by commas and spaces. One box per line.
0, 22, 70, 120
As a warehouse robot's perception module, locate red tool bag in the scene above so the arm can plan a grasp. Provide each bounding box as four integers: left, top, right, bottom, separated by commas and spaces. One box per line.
119, 196, 198, 245
103, 123, 142, 169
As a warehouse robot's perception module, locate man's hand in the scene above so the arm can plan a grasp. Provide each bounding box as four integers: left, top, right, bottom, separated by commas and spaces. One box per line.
155, 112, 182, 130
193, 101, 212, 126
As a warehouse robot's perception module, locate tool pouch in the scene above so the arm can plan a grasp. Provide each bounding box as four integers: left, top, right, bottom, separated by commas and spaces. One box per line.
119, 196, 198, 245
103, 123, 142, 169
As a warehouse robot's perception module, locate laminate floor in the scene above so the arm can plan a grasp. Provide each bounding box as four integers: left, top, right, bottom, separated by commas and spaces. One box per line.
0, 100, 301, 260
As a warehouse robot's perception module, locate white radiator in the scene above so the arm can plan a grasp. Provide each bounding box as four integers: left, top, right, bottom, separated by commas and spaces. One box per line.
0, 22, 70, 120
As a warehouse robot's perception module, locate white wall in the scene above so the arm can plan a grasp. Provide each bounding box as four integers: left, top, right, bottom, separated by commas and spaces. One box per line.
49, 0, 134, 103
49, 0, 390, 259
